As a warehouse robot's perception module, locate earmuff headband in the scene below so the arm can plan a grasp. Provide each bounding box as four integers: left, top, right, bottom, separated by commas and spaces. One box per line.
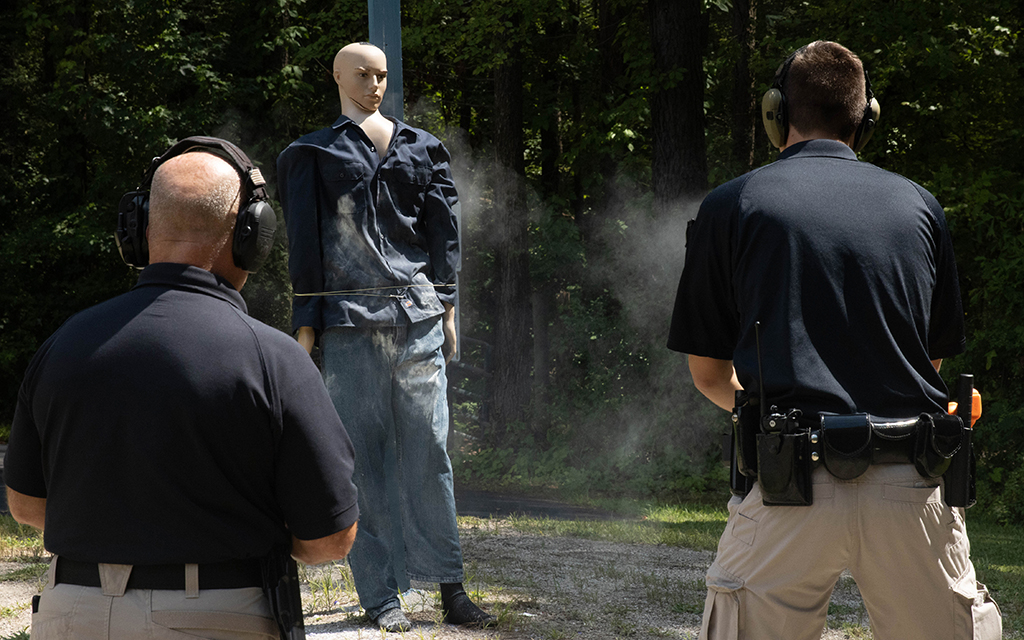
115, 136, 277, 273
761, 46, 881, 153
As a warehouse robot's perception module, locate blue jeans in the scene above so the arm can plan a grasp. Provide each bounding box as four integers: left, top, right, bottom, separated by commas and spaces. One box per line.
321, 318, 464, 619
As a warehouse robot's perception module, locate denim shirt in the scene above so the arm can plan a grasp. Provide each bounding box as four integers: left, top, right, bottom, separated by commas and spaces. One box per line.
277, 115, 459, 336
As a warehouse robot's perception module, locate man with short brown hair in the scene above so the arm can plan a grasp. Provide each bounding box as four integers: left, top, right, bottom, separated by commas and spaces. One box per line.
669, 41, 1001, 639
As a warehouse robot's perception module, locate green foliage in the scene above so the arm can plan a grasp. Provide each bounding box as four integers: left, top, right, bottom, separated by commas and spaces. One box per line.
2, 0, 1024, 517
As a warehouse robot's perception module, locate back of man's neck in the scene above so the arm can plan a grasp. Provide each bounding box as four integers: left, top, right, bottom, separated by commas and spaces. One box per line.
781, 129, 852, 152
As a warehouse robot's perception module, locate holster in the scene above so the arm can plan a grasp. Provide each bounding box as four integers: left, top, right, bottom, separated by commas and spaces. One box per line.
262, 547, 306, 640
756, 408, 812, 506
943, 374, 978, 509
942, 427, 975, 508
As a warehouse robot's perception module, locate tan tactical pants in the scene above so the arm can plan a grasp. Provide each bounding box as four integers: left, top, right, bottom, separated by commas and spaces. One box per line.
700, 464, 1001, 640
31, 558, 279, 639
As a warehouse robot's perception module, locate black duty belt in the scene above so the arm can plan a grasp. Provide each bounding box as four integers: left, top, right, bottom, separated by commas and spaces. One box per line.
54, 557, 264, 590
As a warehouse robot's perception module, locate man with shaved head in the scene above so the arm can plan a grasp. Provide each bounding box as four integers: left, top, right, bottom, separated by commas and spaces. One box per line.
5, 139, 360, 639
278, 43, 494, 632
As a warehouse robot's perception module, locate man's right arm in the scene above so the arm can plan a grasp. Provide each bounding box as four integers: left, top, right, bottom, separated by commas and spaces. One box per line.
273, 337, 360, 562
6, 487, 46, 530
689, 355, 742, 412
291, 522, 357, 565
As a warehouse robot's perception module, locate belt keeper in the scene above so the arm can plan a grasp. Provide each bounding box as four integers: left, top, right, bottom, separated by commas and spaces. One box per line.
99, 563, 133, 597
185, 564, 199, 598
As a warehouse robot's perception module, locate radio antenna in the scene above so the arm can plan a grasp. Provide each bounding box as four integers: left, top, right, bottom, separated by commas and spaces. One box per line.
755, 321, 767, 413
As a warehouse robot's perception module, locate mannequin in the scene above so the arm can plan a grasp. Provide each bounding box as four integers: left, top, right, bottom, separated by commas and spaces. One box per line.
277, 42, 492, 633
295, 43, 457, 365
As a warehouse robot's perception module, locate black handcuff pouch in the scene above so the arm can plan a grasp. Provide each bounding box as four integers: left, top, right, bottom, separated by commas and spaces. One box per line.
819, 414, 872, 480
914, 412, 964, 478
756, 409, 812, 506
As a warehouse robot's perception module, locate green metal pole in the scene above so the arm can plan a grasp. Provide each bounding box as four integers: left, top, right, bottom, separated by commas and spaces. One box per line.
368, 0, 404, 121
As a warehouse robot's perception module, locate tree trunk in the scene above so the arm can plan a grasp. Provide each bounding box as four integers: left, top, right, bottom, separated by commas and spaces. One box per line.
586, 0, 630, 242
730, 0, 757, 173
648, 0, 708, 207
491, 37, 533, 441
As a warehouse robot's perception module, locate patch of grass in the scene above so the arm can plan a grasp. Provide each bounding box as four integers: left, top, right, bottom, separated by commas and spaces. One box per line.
827, 600, 861, 615
497, 505, 727, 552
965, 515, 1024, 637
0, 630, 28, 640
299, 561, 357, 615
610, 617, 638, 636
0, 563, 47, 583
0, 516, 46, 562
830, 622, 873, 638
671, 599, 704, 615
0, 603, 28, 619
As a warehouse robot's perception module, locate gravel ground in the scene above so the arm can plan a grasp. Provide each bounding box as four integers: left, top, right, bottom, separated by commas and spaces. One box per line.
297, 519, 874, 640
0, 521, 875, 639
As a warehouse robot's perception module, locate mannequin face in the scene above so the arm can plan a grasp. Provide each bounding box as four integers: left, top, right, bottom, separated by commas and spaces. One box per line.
333, 43, 388, 114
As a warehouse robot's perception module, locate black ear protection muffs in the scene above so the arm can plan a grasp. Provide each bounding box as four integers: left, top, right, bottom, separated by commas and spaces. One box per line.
115, 136, 277, 273
761, 46, 881, 152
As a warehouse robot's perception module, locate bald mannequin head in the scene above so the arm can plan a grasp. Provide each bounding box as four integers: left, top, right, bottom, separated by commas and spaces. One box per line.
333, 42, 388, 118
148, 151, 247, 289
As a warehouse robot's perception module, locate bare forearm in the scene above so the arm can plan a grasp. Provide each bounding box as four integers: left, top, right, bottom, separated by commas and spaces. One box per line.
291, 522, 357, 566
6, 488, 46, 530
688, 355, 742, 411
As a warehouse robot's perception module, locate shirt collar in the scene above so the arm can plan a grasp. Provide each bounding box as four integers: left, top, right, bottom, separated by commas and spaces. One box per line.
779, 139, 859, 162
331, 114, 413, 139
133, 263, 247, 314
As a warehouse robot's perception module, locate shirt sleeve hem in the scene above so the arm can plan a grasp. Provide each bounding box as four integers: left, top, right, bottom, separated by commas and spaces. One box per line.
288, 501, 359, 541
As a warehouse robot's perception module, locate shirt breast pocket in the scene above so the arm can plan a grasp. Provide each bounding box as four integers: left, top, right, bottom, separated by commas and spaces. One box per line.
390, 162, 433, 210
320, 160, 366, 215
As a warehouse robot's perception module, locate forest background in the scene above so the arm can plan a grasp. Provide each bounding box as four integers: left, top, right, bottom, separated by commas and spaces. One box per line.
1, 0, 1022, 522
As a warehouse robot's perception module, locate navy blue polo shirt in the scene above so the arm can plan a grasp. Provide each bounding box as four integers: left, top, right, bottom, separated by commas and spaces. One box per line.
4, 263, 359, 564
668, 140, 965, 417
